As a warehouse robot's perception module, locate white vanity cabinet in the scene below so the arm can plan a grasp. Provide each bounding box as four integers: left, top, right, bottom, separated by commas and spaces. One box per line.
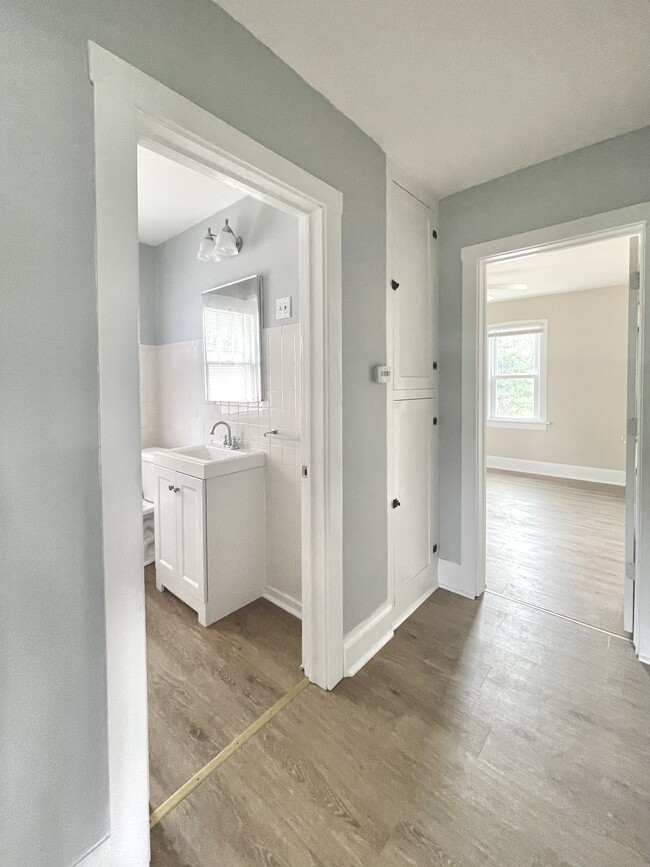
153, 451, 265, 627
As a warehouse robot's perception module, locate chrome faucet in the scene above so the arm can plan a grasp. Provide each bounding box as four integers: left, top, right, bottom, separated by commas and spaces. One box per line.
210, 421, 240, 449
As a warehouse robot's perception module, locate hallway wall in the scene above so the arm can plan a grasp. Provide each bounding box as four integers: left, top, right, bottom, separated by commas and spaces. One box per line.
1, 3, 386, 864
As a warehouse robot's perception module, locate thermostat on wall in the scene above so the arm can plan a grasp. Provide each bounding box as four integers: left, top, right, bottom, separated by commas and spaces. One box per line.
374, 365, 391, 384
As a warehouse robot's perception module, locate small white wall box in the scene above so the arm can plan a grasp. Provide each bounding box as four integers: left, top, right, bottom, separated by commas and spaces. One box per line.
374, 365, 392, 384
276, 296, 291, 320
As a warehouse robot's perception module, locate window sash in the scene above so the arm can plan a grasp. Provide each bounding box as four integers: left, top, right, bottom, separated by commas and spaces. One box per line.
487, 322, 546, 422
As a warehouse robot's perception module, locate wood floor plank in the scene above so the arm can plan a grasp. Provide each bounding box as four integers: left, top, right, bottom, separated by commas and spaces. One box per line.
487, 470, 627, 634
145, 564, 302, 808
150, 588, 650, 867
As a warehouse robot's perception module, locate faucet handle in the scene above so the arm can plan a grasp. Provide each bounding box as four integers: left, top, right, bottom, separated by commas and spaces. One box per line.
222, 434, 229, 447
231, 435, 241, 450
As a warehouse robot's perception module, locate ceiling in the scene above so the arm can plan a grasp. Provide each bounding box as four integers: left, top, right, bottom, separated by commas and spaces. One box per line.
486, 236, 630, 302
137, 147, 246, 246
214, 0, 650, 198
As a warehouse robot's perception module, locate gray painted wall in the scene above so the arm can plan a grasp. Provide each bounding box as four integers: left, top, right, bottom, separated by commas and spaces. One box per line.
139, 243, 158, 346
439, 125, 650, 563
145, 195, 299, 346
3, 2, 385, 863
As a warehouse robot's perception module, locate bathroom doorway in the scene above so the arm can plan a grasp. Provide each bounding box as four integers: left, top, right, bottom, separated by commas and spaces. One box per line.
136, 144, 307, 816
91, 43, 344, 859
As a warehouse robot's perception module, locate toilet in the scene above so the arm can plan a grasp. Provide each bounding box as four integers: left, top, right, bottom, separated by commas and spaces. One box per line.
142, 447, 163, 566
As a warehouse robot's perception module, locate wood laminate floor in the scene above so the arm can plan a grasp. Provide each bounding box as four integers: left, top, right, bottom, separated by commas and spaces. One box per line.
145, 564, 303, 807
487, 470, 627, 635
148, 577, 650, 866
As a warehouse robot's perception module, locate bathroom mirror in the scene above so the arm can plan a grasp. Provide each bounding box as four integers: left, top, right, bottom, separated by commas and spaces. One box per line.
202, 275, 263, 403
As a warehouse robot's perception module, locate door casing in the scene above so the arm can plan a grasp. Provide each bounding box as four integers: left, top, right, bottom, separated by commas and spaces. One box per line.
90, 42, 344, 864
460, 204, 650, 662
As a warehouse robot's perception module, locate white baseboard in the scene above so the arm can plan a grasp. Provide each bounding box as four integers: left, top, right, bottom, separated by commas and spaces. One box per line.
263, 586, 302, 619
393, 563, 438, 629
73, 835, 110, 867
343, 600, 394, 677
393, 585, 436, 629
438, 559, 477, 599
487, 455, 625, 486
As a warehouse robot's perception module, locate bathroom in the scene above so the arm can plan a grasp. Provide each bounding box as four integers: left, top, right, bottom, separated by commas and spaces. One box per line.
137, 146, 304, 807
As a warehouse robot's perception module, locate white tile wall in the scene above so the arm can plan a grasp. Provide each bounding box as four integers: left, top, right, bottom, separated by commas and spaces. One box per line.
139, 323, 302, 608
139, 345, 160, 449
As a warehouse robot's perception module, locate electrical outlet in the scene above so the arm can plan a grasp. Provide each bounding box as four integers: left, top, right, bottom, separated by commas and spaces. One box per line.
276, 296, 291, 320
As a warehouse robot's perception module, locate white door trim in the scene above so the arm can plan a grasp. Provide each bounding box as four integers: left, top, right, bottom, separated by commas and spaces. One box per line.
89, 42, 344, 864
460, 203, 650, 659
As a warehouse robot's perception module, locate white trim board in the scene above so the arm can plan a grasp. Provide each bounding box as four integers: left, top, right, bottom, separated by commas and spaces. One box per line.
461, 203, 650, 668
343, 601, 394, 677
73, 836, 110, 867
438, 559, 478, 599
487, 456, 626, 486
90, 42, 344, 864
263, 587, 302, 620
343, 579, 439, 677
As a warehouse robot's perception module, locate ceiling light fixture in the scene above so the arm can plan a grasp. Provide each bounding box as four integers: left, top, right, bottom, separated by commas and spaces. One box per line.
197, 219, 243, 262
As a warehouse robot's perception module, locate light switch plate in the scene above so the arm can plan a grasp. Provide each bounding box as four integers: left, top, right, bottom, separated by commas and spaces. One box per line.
276, 296, 291, 320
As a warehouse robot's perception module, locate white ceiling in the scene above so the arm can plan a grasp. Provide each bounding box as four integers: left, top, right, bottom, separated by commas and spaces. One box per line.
137, 146, 246, 246
486, 236, 630, 302
214, 0, 650, 198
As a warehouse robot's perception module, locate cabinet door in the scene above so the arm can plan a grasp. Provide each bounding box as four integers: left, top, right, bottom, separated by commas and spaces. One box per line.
388, 181, 435, 391
175, 472, 206, 603
393, 398, 437, 604
154, 465, 177, 588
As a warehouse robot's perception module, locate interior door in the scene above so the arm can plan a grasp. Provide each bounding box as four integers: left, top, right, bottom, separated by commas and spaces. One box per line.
154, 465, 177, 590
393, 398, 437, 602
175, 471, 206, 604
388, 182, 435, 391
624, 235, 641, 634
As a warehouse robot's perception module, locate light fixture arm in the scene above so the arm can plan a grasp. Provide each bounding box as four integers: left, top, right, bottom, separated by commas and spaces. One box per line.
221, 218, 243, 253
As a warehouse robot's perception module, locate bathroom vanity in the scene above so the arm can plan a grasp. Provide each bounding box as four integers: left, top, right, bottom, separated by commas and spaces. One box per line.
153, 445, 265, 627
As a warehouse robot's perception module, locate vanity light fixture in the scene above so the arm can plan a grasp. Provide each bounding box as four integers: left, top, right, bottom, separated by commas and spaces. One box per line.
197, 219, 243, 262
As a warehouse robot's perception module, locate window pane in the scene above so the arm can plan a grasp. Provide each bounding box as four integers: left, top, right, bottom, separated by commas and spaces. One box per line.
495, 377, 535, 418
495, 333, 537, 375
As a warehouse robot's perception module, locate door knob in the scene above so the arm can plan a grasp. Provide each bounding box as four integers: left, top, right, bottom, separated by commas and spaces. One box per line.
168, 484, 174, 491
392, 498, 401, 509
173, 487, 180, 493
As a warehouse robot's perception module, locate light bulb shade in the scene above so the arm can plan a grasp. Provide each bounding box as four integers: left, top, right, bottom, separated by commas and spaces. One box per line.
197, 230, 218, 262
214, 219, 242, 257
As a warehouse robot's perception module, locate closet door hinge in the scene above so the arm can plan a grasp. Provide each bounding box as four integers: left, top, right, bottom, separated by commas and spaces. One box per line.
626, 561, 636, 583
432, 229, 438, 239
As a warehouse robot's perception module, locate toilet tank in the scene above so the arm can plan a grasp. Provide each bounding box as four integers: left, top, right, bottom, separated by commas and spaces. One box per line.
142, 447, 163, 502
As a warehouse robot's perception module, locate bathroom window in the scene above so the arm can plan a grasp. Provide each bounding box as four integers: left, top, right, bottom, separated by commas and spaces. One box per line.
487, 321, 547, 429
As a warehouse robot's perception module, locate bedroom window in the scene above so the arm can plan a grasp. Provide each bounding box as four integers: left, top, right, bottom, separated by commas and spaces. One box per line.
487, 321, 547, 429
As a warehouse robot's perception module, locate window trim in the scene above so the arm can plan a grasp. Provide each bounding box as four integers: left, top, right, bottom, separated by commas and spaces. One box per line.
487, 319, 548, 428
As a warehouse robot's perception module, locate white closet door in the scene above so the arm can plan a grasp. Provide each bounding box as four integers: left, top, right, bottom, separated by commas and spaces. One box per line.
388, 182, 435, 391
392, 398, 437, 615
175, 472, 206, 604
154, 465, 177, 589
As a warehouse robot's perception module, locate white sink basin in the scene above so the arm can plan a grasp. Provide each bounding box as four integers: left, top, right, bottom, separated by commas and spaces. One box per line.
154, 444, 265, 479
